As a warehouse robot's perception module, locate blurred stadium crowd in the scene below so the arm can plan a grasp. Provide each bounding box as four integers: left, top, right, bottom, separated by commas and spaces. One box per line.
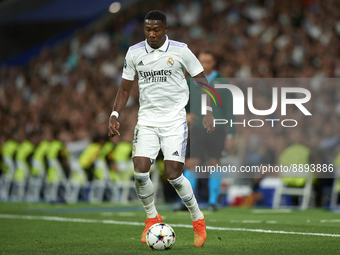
1, 0, 340, 205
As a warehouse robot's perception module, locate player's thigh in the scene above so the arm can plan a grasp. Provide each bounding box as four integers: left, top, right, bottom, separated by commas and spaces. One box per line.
132, 124, 160, 164
160, 121, 188, 164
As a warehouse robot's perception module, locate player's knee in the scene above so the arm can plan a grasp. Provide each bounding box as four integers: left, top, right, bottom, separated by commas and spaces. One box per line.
164, 161, 183, 180
168, 173, 187, 190
134, 165, 148, 173
133, 157, 151, 173
166, 170, 182, 181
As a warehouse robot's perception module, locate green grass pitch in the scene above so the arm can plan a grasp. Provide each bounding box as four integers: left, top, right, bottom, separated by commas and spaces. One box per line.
0, 202, 339, 254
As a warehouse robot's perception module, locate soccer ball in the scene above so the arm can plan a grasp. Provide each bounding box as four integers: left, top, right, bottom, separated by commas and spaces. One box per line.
146, 223, 176, 250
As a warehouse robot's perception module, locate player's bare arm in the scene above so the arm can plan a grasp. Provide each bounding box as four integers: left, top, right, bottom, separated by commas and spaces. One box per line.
108, 78, 133, 137
193, 72, 215, 134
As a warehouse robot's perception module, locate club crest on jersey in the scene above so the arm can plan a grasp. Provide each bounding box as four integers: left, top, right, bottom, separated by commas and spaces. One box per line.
167, 57, 174, 67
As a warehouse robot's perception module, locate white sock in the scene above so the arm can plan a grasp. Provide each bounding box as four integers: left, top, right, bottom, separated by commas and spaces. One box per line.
168, 174, 204, 221
134, 171, 158, 218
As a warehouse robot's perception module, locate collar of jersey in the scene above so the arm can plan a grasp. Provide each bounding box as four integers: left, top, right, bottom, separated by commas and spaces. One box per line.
145, 35, 170, 53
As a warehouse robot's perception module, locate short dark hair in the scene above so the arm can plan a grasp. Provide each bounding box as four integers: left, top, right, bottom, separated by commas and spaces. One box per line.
144, 10, 167, 25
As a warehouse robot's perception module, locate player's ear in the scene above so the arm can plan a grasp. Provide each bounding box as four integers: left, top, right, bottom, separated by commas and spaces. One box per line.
164, 25, 169, 33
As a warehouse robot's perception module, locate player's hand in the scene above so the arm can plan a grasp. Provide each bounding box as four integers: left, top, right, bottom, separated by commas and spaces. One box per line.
108, 116, 121, 137
202, 112, 215, 134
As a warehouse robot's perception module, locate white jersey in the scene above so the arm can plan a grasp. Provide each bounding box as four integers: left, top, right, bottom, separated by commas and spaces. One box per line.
122, 35, 203, 127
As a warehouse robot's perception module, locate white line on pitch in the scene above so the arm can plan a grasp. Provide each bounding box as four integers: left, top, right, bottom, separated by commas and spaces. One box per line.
320, 219, 340, 223
230, 220, 277, 224
242, 220, 263, 223
0, 214, 339, 237
0, 214, 144, 226
252, 209, 292, 214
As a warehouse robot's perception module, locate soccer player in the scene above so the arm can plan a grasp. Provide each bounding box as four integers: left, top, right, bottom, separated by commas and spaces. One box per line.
108, 10, 214, 247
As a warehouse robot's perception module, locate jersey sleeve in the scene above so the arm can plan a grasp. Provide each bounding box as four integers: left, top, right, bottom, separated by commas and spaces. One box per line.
181, 46, 204, 77
122, 48, 136, 81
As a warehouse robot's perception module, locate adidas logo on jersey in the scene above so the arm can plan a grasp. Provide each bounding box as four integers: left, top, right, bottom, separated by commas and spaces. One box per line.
138, 61, 144, 66
172, 151, 179, 156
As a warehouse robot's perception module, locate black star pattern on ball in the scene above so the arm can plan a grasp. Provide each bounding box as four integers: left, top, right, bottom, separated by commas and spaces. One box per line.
156, 232, 165, 243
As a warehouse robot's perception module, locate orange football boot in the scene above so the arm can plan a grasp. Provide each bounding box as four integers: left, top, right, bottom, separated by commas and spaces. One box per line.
141, 213, 163, 243
192, 213, 207, 247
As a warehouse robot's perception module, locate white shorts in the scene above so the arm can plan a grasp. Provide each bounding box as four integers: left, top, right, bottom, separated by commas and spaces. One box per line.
132, 121, 188, 163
